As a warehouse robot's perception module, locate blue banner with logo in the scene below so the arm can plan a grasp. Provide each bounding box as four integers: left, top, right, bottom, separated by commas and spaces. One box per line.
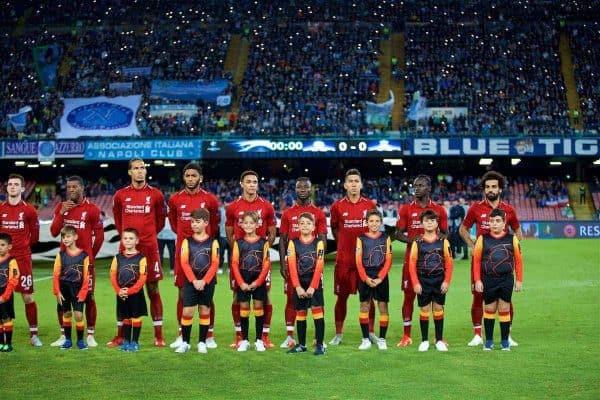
58, 95, 142, 139
32, 45, 61, 90
1, 140, 84, 159
85, 139, 203, 160
121, 66, 152, 77
150, 79, 229, 101
522, 221, 600, 239
7, 106, 32, 131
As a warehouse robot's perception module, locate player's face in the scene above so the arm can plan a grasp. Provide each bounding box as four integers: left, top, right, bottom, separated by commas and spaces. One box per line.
191, 218, 208, 233
295, 180, 311, 202
241, 216, 258, 234
66, 180, 84, 202
240, 174, 258, 196
484, 179, 501, 202
343, 174, 362, 196
183, 169, 202, 191
422, 217, 439, 232
6, 178, 23, 198
367, 215, 382, 233
0, 240, 11, 257
298, 217, 315, 235
413, 178, 431, 199
489, 216, 506, 234
121, 232, 139, 250
61, 233, 77, 247
128, 161, 147, 184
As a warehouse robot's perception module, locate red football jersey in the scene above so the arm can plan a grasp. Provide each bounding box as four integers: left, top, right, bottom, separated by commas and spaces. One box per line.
113, 184, 165, 249
461, 199, 520, 237
279, 202, 327, 240
225, 196, 276, 240
330, 196, 376, 268
396, 199, 449, 238
50, 197, 104, 264
0, 200, 39, 258
167, 188, 220, 240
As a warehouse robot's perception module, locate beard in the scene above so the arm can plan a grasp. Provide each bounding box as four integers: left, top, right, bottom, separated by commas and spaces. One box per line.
485, 192, 499, 201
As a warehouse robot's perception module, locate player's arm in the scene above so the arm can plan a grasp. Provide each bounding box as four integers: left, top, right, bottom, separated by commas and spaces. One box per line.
203, 239, 220, 285
459, 208, 476, 249
77, 256, 90, 302
230, 241, 245, 286
438, 208, 449, 237
52, 253, 62, 295
513, 235, 523, 291
330, 203, 339, 241
128, 257, 147, 294
394, 205, 412, 243
225, 226, 235, 248
91, 207, 105, 258
49, 202, 64, 237
0, 259, 20, 302
112, 193, 123, 233
266, 226, 276, 246
408, 241, 420, 289
355, 237, 369, 282
209, 197, 221, 239
109, 256, 120, 293
154, 192, 166, 233
254, 241, 271, 286
265, 204, 277, 245
27, 206, 40, 245
309, 240, 325, 290
279, 232, 290, 279
316, 211, 328, 252
225, 205, 235, 246
167, 197, 178, 233
472, 236, 484, 292
442, 238, 454, 287
286, 240, 301, 289
179, 239, 197, 283
514, 226, 523, 241
377, 236, 393, 280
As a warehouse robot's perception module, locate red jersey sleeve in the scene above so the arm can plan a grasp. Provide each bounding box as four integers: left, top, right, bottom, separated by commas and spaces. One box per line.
264, 202, 276, 228
329, 202, 339, 231
113, 192, 123, 233
225, 203, 236, 228
397, 204, 408, 230
90, 207, 104, 258
315, 209, 328, 235
280, 211, 290, 235
508, 207, 520, 232
208, 195, 221, 239
153, 191, 166, 234
437, 206, 449, 233
26, 205, 39, 246
50, 202, 64, 237
167, 197, 178, 234
462, 206, 477, 230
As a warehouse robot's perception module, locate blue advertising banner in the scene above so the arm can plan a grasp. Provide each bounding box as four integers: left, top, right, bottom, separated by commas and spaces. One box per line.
1, 140, 85, 159
85, 139, 202, 160
150, 79, 229, 101
121, 66, 152, 77
522, 221, 600, 239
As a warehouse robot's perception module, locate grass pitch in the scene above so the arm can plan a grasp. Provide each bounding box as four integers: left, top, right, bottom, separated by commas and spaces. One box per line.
3, 239, 599, 399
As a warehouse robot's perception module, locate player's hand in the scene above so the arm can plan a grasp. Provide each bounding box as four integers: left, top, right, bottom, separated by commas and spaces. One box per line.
0, 297, 5, 304
515, 281, 523, 292
60, 200, 76, 214
440, 282, 449, 294
240, 283, 250, 292
373, 278, 382, 287
414, 284, 423, 295
474, 281, 483, 293
57, 293, 65, 305
296, 287, 306, 298
192, 279, 202, 291
306, 287, 315, 297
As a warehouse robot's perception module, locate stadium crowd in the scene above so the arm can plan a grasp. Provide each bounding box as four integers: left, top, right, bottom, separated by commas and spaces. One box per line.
1, 1, 598, 138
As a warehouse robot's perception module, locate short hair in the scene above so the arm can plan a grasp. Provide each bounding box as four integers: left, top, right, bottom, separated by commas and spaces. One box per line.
296, 177, 311, 185
8, 173, 24, 185
419, 209, 439, 222
191, 208, 210, 222
242, 211, 259, 223
298, 212, 315, 223
66, 175, 84, 186
481, 171, 505, 190
122, 227, 139, 237
60, 225, 78, 237
0, 232, 12, 245
414, 174, 432, 188
240, 170, 258, 182
183, 162, 202, 175
128, 158, 145, 169
366, 208, 382, 220
490, 208, 506, 221
345, 168, 361, 180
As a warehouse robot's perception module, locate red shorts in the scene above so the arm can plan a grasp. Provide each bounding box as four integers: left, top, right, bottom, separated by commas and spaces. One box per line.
14, 255, 33, 294
333, 266, 359, 296
141, 247, 162, 283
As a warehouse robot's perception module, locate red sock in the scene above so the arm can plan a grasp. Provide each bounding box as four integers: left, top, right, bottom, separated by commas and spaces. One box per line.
368, 300, 375, 334
285, 294, 296, 336
25, 302, 38, 336
148, 291, 163, 338
176, 296, 183, 324
471, 291, 484, 333
402, 291, 415, 336
85, 297, 97, 334
208, 302, 216, 337
263, 303, 272, 334
231, 302, 241, 329
334, 294, 348, 334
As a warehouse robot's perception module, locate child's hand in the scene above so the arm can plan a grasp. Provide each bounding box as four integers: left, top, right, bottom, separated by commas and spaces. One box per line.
193, 279, 205, 291
372, 278, 382, 287
515, 281, 523, 292
0, 297, 4, 304
414, 284, 423, 295
240, 283, 250, 292
119, 287, 128, 299
296, 287, 306, 298
474, 281, 484, 293
248, 282, 257, 291
440, 282, 449, 294
306, 287, 315, 297
56, 293, 65, 305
